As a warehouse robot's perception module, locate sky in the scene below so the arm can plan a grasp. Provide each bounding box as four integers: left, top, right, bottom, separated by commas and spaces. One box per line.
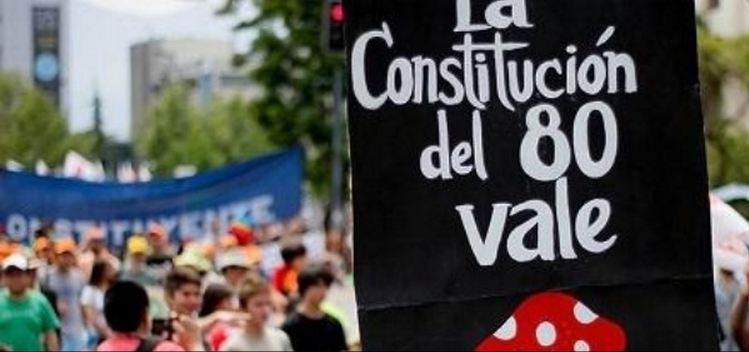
68, 0, 253, 142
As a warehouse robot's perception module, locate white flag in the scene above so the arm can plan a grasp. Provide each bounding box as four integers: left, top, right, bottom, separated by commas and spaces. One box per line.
137, 163, 153, 182
63, 151, 99, 181
117, 162, 137, 183
35, 160, 50, 176
5, 160, 24, 172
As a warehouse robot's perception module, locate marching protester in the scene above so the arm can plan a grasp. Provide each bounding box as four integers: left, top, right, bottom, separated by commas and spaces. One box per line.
32, 237, 55, 279
79, 227, 120, 281
214, 249, 254, 293
0, 254, 60, 352
146, 225, 176, 281
45, 237, 88, 351
119, 235, 159, 287
26, 257, 61, 325
0, 214, 356, 352
199, 284, 235, 351
199, 284, 236, 319
273, 242, 307, 299
97, 281, 202, 352
282, 264, 347, 352
165, 268, 204, 318
221, 274, 293, 351
81, 260, 116, 348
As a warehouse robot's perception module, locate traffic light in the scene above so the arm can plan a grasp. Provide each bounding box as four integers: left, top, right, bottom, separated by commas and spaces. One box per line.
323, 0, 345, 53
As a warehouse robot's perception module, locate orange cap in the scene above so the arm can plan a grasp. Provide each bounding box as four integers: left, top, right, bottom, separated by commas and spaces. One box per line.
0, 242, 13, 262
220, 235, 238, 249
55, 237, 78, 255
245, 244, 263, 266
200, 243, 216, 258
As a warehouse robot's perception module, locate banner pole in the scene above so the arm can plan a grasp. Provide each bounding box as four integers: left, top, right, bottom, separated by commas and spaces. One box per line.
330, 66, 345, 230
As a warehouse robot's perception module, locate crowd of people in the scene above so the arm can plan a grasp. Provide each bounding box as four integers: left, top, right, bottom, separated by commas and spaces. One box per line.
0, 220, 354, 352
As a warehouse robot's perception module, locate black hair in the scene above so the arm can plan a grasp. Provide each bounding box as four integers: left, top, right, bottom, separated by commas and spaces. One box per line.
199, 284, 234, 318
297, 263, 334, 297
280, 242, 307, 264
89, 260, 110, 286
165, 268, 202, 297
104, 281, 149, 333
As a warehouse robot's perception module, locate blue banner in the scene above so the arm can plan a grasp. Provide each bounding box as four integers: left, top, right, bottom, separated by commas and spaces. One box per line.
0, 147, 303, 246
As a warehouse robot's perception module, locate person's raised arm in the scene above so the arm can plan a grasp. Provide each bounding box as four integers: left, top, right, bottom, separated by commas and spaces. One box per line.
172, 314, 204, 352
197, 311, 250, 333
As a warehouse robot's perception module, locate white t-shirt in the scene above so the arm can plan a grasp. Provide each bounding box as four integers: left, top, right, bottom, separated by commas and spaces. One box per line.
80, 285, 106, 331
220, 327, 293, 352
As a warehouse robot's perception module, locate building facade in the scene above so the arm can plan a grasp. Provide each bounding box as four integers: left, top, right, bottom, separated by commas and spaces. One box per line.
0, 0, 69, 115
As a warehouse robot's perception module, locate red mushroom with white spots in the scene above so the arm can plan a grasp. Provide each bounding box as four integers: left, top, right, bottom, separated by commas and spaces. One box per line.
476, 292, 627, 351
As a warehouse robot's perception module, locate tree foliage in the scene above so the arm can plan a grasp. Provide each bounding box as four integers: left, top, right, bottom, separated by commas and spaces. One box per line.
136, 84, 273, 176
0, 73, 75, 167
221, 0, 345, 196
698, 23, 749, 187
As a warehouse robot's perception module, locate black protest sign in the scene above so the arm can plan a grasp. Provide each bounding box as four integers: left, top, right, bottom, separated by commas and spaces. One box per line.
345, 0, 717, 350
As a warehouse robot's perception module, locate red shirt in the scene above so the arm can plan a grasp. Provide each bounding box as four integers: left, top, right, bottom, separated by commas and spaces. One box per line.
97, 334, 184, 352
272, 265, 298, 295
207, 323, 230, 351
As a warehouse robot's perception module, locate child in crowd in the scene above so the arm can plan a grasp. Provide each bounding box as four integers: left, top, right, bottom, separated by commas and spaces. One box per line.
221, 274, 293, 351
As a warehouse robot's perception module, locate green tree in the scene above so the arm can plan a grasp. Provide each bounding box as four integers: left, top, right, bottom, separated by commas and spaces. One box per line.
208, 96, 274, 164
0, 73, 69, 167
698, 23, 749, 187
136, 84, 274, 176
136, 85, 195, 175
221, 0, 344, 196
66, 131, 104, 160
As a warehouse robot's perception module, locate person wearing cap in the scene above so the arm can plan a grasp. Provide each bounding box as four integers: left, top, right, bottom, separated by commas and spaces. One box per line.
0, 254, 60, 352
118, 235, 159, 287
148, 224, 176, 258
0, 242, 13, 268
44, 237, 88, 351
145, 224, 177, 285
215, 249, 256, 293
173, 247, 213, 278
79, 226, 121, 281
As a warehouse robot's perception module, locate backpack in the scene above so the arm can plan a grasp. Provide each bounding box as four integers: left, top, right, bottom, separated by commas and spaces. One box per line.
135, 337, 164, 352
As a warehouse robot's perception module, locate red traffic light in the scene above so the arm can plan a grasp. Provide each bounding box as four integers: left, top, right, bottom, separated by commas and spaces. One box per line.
330, 3, 345, 23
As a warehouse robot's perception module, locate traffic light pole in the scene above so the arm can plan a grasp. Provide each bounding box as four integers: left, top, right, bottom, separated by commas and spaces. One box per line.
330, 66, 345, 231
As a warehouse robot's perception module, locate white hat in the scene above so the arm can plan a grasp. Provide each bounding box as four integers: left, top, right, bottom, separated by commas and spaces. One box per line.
217, 249, 251, 271
2, 253, 28, 271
